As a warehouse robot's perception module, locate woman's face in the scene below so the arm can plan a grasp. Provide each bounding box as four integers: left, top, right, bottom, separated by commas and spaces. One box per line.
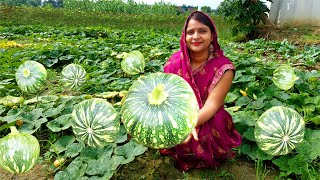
185, 18, 213, 54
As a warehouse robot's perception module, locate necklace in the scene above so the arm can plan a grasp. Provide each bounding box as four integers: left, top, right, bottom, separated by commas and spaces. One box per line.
190, 51, 210, 71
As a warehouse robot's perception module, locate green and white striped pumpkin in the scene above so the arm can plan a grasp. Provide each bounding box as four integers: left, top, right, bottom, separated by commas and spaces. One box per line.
272, 65, 299, 90
254, 106, 305, 156
71, 98, 120, 147
121, 72, 199, 149
61, 63, 87, 89
120, 50, 145, 75
15, 60, 47, 93
0, 126, 40, 173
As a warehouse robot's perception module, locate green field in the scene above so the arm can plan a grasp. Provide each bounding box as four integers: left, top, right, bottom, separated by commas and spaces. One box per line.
0, 5, 319, 180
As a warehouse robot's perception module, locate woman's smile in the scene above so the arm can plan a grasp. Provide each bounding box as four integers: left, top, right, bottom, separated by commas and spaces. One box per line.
192, 42, 202, 46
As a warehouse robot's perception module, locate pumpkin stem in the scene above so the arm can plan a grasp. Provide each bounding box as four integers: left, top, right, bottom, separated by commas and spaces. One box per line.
148, 84, 168, 105
9, 126, 19, 134
23, 68, 30, 77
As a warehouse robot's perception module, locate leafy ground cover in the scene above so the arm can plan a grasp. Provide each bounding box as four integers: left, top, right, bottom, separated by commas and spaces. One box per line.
0, 7, 319, 180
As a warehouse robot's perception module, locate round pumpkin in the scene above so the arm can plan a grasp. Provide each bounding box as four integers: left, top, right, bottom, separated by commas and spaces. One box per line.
254, 106, 305, 156
15, 60, 47, 93
121, 72, 199, 149
272, 64, 299, 90
120, 50, 145, 75
0, 126, 40, 173
61, 63, 87, 90
71, 98, 120, 147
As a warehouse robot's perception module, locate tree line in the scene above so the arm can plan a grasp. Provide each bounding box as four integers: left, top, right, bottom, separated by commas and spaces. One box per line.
0, 0, 63, 8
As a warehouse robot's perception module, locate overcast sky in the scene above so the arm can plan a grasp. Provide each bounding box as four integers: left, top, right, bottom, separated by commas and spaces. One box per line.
135, 0, 224, 9
135, 0, 271, 10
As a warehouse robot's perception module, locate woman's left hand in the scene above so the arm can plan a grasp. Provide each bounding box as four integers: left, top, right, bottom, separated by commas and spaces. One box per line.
183, 128, 199, 144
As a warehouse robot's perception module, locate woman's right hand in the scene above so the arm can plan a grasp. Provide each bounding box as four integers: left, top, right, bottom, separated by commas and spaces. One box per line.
183, 128, 199, 144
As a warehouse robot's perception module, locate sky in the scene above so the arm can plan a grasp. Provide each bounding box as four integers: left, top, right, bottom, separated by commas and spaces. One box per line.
135, 0, 271, 10
135, 0, 224, 9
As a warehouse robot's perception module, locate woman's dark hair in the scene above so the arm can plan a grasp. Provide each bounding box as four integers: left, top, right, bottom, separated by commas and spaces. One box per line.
186, 11, 215, 34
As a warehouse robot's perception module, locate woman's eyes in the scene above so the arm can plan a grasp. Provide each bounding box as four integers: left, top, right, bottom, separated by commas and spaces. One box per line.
186, 29, 208, 35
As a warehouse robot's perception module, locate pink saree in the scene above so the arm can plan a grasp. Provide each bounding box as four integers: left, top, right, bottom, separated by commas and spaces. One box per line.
160, 11, 242, 172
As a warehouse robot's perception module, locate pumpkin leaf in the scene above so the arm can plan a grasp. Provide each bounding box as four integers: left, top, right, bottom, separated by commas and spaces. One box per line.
65, 141, 85, 158
50, 135, 75, 154
235, 96, 251, 107
64, 157, 87, 179
23, 95, 59, 104
85, 151, 118, 175
246, 98, 265, 110
296, 129, 320, 160
0, 105, 5, 115
44, 103, 65, 117
46, 114, 72, 132
115, 125, 128, 144
20, 108, 44, 123
86, 158, 114, 175
225, 92, 238, 103
54, 171, 73, 180
243, 127, 255, 141
80, 144, 115, 162
231, 110, 258, 126
114, 140, 147, 158
19, 117, 48, 134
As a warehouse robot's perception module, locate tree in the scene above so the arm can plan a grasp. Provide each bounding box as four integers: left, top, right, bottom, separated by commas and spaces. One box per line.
218, 0, 275, 39
42, 0, 58, 8
201, 6, 212, 14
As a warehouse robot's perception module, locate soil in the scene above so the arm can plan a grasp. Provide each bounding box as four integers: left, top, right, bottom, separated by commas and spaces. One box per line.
111, 149, 279, 180
255, 25, 320, 47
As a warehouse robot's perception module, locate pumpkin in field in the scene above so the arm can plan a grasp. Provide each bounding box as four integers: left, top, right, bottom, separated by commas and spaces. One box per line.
272, 65, 299, 90
61, 63, 87, 90
120, 50, 145, 75
71, 98, 120, 147
254, 106, 305, 156
15, 60, 47, 93
0, 126, 40, 173
121, 72, 199, 149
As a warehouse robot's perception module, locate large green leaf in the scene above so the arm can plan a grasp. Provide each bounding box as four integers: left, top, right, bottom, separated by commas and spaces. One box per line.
50, 135, 75, 154
114, 140, 147, 159
46, 114, 72, 132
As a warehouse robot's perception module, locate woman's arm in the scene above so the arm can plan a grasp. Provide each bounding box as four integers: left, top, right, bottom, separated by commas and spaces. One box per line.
183, 69, 235, 143
196, 69, 234, 126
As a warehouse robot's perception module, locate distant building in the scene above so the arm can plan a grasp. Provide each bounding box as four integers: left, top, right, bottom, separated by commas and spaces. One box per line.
270, 0, 320, 26
176, 5, 198, 14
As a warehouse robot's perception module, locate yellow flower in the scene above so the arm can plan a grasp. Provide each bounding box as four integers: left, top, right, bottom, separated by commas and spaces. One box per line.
240, 89, 247, 97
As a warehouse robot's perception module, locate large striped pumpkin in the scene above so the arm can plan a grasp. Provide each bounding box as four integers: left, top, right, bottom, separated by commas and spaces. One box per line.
0, 126, 40, 173
120, 50, 145, 75
71, 98, 120, 147
121, 72, 199, 149
15, 60, 47, 93
254, 106, 305, 156
61, 63, 87, 90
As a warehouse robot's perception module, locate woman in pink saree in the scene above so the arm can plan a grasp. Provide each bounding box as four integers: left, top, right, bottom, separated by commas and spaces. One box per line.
160, 11, 242, 172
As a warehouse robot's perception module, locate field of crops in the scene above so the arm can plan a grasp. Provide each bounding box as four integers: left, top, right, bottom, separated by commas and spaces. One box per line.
0, 5, 319, 180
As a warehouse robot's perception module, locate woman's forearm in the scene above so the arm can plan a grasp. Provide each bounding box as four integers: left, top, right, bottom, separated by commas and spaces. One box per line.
196, 101, 223, 127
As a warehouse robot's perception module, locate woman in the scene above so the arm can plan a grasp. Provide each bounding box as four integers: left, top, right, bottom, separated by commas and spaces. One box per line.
160, 11, 242, 172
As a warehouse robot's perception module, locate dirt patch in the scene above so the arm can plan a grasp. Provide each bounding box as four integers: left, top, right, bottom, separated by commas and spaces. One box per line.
112, 149, 278, 180
0, 163, 52, 180
256, 25, 320, 46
